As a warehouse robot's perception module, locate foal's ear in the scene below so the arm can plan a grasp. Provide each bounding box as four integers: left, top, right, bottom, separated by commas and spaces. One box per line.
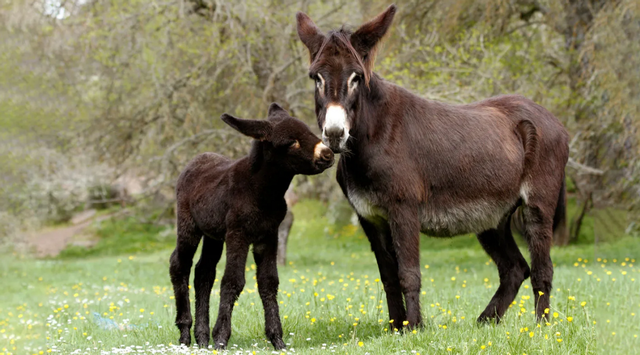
268, 102, 288, 117
296, 12, 325, 62
221, 114, 273, 141
350, 4, 397, 58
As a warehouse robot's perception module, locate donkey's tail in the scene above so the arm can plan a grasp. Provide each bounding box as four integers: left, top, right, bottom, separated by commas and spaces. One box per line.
516, 119, 539, 177
510, 176, 567, 239
552, 176, 568, 238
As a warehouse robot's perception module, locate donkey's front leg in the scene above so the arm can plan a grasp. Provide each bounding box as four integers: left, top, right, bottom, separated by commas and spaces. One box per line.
211, 233, 249, 350
388, 204, 423, 328
253, 238, 285, 350
359, 216, 406, 330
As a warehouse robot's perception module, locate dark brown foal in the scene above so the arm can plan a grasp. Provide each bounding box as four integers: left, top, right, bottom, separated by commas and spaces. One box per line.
169, 103, 333, 350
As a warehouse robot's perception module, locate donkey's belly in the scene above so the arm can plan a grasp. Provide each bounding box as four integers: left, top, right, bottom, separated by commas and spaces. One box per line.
348, 186, 515, 237
419, 200, 514, 237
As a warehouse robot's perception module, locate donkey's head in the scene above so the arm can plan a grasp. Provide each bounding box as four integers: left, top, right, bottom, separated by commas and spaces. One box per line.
296, 5, 397, 153
221, 103, 334, 175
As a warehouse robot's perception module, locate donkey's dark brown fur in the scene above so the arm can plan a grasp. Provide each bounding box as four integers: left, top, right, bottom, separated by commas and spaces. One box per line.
297, 5, 569, 329
170, 103, 333, 350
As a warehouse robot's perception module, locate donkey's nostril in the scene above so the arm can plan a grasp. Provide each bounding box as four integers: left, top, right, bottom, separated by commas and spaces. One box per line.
324, 126, 344, 138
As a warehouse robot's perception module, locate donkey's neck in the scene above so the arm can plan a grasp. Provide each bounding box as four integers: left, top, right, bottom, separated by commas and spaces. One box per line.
247, 142, 294, 202
349, 75, 392, 152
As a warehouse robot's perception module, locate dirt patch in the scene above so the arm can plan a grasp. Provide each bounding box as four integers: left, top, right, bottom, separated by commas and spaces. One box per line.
29, 210, 112, 257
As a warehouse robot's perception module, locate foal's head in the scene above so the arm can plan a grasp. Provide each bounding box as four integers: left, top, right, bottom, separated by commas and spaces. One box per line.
221, 103, 334, 175
296, 5, 397, 153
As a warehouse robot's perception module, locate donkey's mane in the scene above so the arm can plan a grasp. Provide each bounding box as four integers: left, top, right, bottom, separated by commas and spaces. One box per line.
310, 29, 375, 88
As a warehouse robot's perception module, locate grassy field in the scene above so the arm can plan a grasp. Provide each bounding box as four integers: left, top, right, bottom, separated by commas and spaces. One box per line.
1, 200, 639, 354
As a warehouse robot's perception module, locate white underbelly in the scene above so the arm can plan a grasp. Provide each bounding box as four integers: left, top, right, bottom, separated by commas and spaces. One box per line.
348, 187, 386, 220
420, 200, 513, 237
347, 186, 514, 236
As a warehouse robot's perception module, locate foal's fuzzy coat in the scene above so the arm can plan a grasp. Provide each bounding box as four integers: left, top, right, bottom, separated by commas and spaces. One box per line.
169, 103, 333, 350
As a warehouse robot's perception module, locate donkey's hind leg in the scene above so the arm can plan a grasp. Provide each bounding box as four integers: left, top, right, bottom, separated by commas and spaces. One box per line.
477, 214, 530, 324
194, 237, 224, 348
522, 200, 556, 321
170, 217, 202, 346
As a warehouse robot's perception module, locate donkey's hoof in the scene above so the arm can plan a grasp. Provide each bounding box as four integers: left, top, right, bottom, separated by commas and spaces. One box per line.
476, 313, 500, 325
535, 313, 550, 323
271, 338, 286, 350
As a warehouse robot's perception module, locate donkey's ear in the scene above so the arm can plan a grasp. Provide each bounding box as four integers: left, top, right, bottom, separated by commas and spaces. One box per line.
350, 4, 397, 56
268, 102, 288, 117
296, 12, 325, 62
221, 114, 273, 141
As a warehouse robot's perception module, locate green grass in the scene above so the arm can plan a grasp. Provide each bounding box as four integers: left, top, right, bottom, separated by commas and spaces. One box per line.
1, 200, 639, 354
58, 217, 173, 259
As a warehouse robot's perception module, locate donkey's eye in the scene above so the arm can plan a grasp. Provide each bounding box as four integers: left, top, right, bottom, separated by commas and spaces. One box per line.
315, 74, 325, 90
289, 140, 300, 149
348, 72, 361, 94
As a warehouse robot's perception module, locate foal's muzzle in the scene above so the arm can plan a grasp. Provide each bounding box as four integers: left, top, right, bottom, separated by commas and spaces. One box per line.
313, 142, 334, 170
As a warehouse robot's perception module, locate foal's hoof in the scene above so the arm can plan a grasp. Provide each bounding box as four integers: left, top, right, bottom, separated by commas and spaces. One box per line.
213, 340, 227, 350
195, 330, 210, 348
178, 336, 191, 347
271, 338, 286, 350
196, 338, 209, 348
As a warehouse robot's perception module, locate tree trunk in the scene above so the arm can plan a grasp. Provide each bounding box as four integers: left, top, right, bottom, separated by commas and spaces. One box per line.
277, 209, 294, 266
569, 192, 593, 242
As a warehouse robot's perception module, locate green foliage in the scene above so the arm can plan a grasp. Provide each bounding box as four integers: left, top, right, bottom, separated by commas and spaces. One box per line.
1, 0, 639, 244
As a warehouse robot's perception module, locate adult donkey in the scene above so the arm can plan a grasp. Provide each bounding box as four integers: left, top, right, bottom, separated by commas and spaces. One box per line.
296, 5, 569, 329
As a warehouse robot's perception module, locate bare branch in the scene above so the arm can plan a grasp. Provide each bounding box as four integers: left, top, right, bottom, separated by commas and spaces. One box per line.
567, 157, 605, 175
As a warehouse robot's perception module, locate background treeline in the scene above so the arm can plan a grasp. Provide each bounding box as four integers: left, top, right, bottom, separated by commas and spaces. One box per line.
1, 0, 638, 245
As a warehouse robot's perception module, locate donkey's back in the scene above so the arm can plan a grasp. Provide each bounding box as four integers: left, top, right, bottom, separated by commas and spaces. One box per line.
347, 90, 569, 237
400, 93, 569, 236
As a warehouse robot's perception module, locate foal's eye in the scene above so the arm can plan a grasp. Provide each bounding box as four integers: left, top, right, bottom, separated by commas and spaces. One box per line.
289, 140, 300, 149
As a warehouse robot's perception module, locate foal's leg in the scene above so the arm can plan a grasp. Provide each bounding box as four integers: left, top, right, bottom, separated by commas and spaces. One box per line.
387, 206, 423, 328
522, 202, 555, 321
211, 233, 249, 350
194, 237, 224, 347
359, 217, 406, 330
253, 239, 285, 350
477, 215, 530, 323
170, 218, 202, 346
